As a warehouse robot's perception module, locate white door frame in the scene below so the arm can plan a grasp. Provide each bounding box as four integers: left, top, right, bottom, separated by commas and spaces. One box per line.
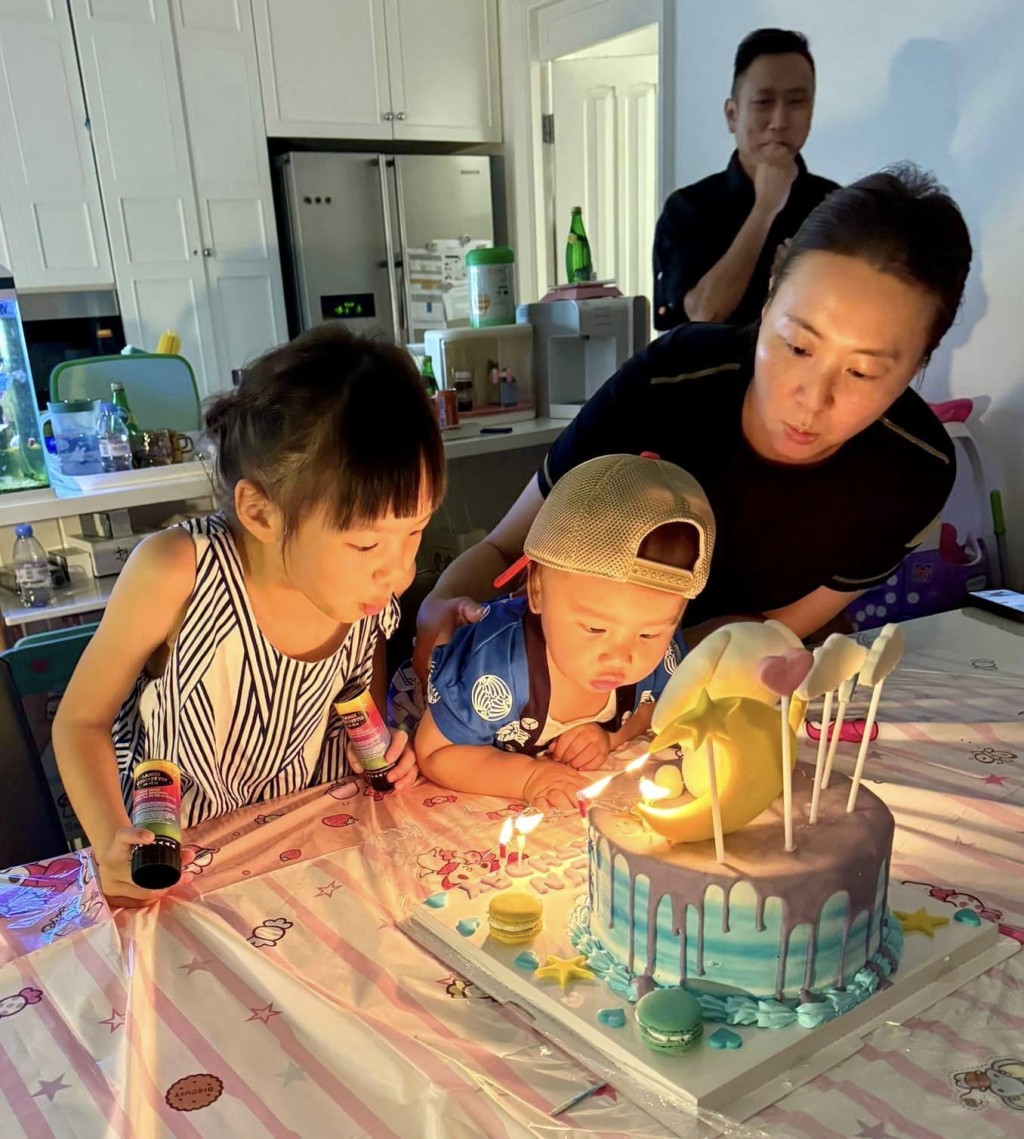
498, 0, 674, 303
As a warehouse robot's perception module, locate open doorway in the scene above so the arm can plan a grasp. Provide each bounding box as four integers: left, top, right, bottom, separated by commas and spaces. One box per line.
545, 25, 659, 305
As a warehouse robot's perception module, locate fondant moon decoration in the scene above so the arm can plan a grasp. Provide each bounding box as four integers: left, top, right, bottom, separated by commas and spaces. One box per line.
652, 620, 804, 733
641, 694, 795, 843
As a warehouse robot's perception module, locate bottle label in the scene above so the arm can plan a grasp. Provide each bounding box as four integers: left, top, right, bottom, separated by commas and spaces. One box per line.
131, 760, 182, 841
334, 691, 393, 774
14, 564, 50, 588
99, 439, 132, 460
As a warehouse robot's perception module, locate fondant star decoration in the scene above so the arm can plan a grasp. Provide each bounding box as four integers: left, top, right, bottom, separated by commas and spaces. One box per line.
652, 690, 742, 752
534, 954, 596, 988
892, 907, 950, 938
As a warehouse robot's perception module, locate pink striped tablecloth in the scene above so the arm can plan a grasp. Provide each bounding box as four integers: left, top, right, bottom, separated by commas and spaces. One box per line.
1, 609, 1022, 1138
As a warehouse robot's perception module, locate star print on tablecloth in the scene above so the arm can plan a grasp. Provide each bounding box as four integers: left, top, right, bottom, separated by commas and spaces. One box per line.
179, 956, 214, 976
856, 1120, 900, 1139
315, 880, 343, 898
534, 954, 596, 989
892, 908, 950, 938
246, 1002, 281, 1025
32, 1075, 70, 1101
277, 1061, 307, 1087
983, 774, 1009, 786
98, 1008, 125, 1032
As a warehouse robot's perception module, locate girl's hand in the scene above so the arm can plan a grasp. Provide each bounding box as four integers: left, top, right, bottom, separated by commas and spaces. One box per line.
521, 759, 590, 812
95, 827, 193, 909
547, 723, 612, 770
347, 728, 420, 791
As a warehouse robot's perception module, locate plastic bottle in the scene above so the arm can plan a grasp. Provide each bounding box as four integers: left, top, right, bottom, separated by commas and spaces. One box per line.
333, 690, 396, 793
130, 759, 182, 889
97, 401, 133, 472
12, 523, 53, 607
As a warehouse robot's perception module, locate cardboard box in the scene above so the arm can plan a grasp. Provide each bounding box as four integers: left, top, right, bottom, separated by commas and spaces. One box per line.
72, 531, 148, 577
79, 509, 133, 539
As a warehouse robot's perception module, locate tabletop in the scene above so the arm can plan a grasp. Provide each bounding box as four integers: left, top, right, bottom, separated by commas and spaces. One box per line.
1, 607, 1023, 1138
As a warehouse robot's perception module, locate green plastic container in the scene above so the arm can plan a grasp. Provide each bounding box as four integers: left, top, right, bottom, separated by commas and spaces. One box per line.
466, 246, 516, 327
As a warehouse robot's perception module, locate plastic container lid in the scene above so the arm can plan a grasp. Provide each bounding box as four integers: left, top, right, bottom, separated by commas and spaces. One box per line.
466, 246, 515, 266
14, 523, 33, 538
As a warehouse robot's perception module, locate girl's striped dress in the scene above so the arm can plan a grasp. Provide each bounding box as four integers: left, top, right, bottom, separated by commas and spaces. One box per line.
113, 514, 398, 828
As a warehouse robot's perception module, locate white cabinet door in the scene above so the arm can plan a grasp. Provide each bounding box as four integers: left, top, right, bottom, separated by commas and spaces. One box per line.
252, 0, 393, 140
386, 0, 501, 143
70, 0, 219, 395
173, 0, 288, 389
0, 0, 113, 289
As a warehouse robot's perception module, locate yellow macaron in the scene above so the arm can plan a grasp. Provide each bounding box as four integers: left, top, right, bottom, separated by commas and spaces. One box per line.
487, 892, 544, 944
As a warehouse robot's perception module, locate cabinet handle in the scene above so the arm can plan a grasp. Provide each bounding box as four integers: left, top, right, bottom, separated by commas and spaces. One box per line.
202, 248, 213, 257
382, 111, 395, 121
395, 111, 407, 121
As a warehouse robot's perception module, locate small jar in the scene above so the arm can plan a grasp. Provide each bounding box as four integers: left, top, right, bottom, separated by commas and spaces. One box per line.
453, 370, 474, 412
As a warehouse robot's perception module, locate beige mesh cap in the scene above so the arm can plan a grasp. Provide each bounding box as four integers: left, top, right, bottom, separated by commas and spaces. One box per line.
494, 454, 715, 598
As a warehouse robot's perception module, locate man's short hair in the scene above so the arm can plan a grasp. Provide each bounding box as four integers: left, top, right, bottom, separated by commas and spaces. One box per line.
732, 28, 815, 95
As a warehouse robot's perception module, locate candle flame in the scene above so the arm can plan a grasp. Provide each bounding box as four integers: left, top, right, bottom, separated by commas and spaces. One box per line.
638, 777, 670, 803
624, 751, 650, 773
514, 810, 544, 836
497, 816, 514, 846
578, 774, 614, 801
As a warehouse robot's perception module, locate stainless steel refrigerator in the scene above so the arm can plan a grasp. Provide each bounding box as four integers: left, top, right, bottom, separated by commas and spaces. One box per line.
275, 151, 500, 344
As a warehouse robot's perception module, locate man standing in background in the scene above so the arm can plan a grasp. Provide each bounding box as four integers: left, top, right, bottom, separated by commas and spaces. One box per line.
653, 29, 838, 330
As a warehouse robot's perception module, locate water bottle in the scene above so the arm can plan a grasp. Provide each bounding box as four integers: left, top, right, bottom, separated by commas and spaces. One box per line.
97, 401, 133, 472
12, 524, 53, 607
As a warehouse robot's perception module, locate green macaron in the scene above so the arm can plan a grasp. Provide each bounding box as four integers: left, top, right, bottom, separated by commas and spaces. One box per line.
635, 988, 704, 1054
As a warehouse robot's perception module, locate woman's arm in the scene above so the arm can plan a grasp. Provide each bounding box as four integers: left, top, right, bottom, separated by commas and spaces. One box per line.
765, 586, 862, 640
53, 528, 196, 901
415, 708, 589, 810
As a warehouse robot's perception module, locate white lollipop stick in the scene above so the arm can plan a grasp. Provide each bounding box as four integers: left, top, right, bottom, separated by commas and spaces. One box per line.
705, 737, 725, 863
780, 694, 795, 851
808, 687, 835, 825
846, 681, 885, 812
822, 675, 856, 789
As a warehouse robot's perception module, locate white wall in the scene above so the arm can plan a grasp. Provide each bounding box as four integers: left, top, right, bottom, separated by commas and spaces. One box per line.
673, 0, 1024, 587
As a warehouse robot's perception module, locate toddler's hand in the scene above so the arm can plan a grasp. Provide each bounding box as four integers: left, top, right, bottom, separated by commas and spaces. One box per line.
347, 728, 420, 791
548, 722, 611, 770
95, 826, 193, 909
521, 759, 590, 812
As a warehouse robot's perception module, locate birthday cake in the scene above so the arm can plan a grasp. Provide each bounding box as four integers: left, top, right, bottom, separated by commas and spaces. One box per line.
571, 765, 902, 1022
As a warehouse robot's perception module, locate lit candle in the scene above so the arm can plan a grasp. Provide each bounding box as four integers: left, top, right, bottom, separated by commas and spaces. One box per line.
638, 777, 670, 807
497, 816, 514, 862
624, 751, 650, 774
576, 773, 614, 817
513, 809, 543, 865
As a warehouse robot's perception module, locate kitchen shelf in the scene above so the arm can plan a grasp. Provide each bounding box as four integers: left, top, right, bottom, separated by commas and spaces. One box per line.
1, 575, 116, 627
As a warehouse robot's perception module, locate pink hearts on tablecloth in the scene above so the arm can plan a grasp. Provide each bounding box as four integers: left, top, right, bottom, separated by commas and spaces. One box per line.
757, 648, 814, 697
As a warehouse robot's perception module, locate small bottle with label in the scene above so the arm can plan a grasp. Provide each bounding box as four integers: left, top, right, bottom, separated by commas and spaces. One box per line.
130, 759, 182, 889
97, 401, 133, 472
334, 690, 397, 794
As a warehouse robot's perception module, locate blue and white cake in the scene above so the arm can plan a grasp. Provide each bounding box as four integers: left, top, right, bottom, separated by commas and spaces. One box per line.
572, 766, 902, 1025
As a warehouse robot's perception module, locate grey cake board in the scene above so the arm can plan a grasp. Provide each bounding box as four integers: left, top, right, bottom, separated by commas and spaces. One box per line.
402, 882, 1017, 1135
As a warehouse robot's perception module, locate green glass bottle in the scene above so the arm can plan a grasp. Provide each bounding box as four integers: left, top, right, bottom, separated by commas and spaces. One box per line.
110, 382, 139, 435
565, 206, 593, 283
421, 356, 438, 398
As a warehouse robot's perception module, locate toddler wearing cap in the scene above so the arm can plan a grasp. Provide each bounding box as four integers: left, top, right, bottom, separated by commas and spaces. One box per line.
410, 454, 716, 812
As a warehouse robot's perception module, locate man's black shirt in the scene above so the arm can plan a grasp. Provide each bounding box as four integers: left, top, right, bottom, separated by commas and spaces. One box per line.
653, 152, 839, 330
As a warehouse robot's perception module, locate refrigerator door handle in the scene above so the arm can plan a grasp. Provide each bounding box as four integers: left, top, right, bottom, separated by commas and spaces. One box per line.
377, 157, 404, 344
391, 157, 415, 348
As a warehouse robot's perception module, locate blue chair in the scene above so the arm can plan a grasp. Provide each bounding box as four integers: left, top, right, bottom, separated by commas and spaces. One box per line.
50, 353, 202, 432
1, 623, 98, 853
